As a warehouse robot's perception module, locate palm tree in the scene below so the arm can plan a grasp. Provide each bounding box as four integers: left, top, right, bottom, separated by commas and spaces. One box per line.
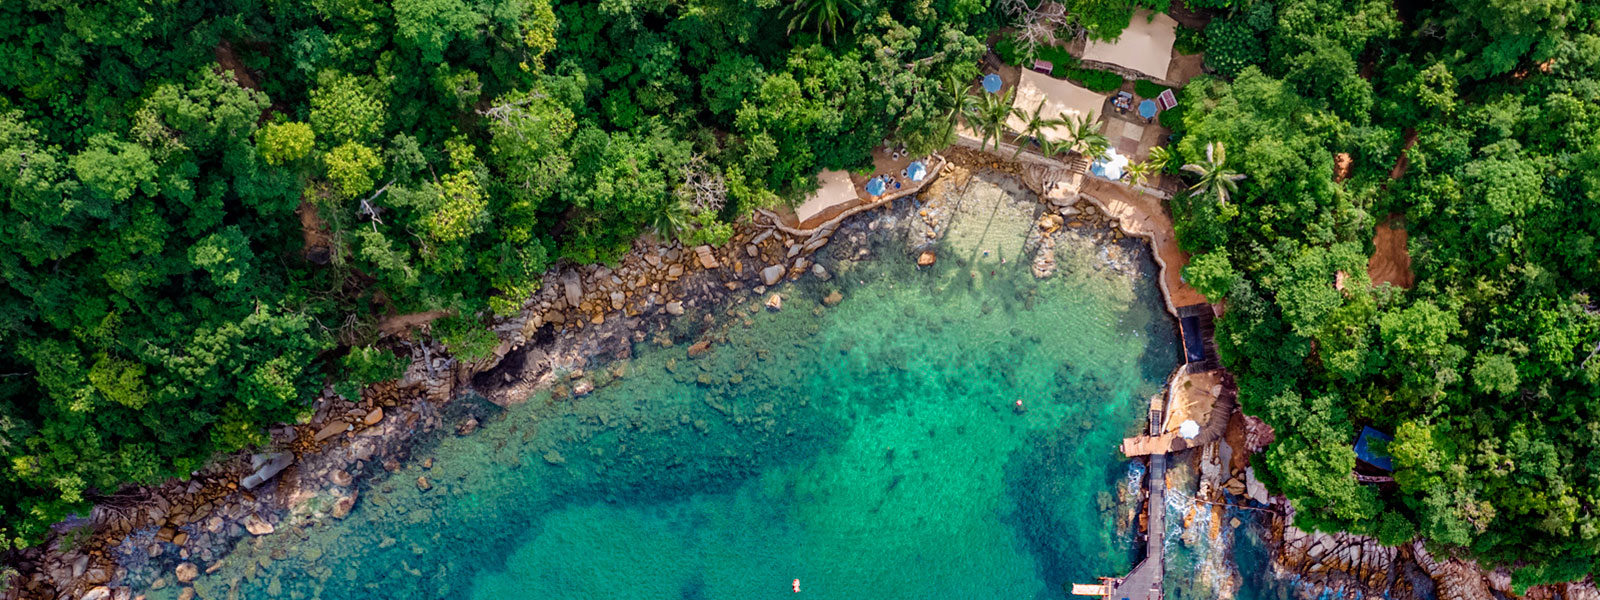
1061, 111, 1109, 159
967, 87, 1015, 153
1010, 101, 1065, 159
1125, 159, 1157, 188
1144, 145, 1172, 171
935, 73, 978, 147
652, 199, 692, 241
783, 0, 859, 42
1181, 141, 1247, 204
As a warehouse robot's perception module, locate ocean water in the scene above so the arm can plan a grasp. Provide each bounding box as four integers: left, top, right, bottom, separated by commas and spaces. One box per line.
143, 177, 1187, 600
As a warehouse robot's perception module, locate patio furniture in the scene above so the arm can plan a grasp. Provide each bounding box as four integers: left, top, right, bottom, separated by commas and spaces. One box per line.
1113, 92, 1134, 113
1032, 59, 1053, 74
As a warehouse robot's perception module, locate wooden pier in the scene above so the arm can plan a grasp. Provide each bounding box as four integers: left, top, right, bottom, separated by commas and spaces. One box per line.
1078, 303, 1236, 600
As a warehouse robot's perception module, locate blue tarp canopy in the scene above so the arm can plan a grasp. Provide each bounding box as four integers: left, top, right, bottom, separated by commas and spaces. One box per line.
865, 177, 886, 196
1354, 426, 1394, 472
982, 73, 1002, 93
907, 160, 927, 182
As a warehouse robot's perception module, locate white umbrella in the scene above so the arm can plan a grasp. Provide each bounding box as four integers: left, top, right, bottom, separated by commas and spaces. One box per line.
1179, 419, 1200, 439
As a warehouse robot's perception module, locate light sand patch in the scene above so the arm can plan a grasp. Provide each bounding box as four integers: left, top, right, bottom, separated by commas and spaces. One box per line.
795, 170, 860, 224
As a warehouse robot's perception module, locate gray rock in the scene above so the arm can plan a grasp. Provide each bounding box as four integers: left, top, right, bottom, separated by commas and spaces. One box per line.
812, 264, 830, 281
761, 265, 785, 286
242, 452, 293, 490
664, 301, 684, 316
562, 271, 582, 307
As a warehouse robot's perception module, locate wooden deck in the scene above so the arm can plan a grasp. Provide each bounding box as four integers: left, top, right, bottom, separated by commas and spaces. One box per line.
1121, 369, 1236, 457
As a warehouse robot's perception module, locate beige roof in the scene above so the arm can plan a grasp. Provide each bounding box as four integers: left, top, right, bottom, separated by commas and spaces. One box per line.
1081, 10, 1177, 81
794, 169, 858, 223
1006, 70, 1108, 144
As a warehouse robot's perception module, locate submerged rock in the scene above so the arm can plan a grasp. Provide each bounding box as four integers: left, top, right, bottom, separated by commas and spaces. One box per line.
761, 264, 785, 286
823, 290, 844, 306
175, 563, 198, 584
243, 516, 274, 536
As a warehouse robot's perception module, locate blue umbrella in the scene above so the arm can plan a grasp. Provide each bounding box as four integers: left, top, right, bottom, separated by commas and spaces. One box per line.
907, 160, 928, 182
1138, 99, 1158, 119
982, 73, 1002, 94
865, 177, 886, 196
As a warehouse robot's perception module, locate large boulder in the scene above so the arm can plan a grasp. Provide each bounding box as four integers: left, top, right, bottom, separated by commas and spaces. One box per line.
241, 452, 293, 490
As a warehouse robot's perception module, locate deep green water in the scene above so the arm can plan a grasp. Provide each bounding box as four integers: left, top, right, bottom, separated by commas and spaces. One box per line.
145, 191, 1193, 600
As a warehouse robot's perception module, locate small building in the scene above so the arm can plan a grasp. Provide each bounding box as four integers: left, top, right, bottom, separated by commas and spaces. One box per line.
1353, 426, 1394, 472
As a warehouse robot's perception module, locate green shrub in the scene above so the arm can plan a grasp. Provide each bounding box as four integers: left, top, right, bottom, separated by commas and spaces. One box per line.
1035, 44, 1078, 71
1067, 68, 1125, 92
1204, 17, 1265, 77
333, 345, 410, 399
1158, 96, 1186, 139
436, 314, 501, 363
1174, 25, 1205, 55
1134, 80, 1169, 99
995, 35, 1027, 66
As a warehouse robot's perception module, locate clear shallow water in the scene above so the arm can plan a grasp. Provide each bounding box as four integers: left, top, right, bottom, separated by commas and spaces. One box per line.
148, 194, 1187, 600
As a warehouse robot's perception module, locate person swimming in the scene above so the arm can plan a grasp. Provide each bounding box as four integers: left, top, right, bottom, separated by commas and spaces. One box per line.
793, 579, 801, 593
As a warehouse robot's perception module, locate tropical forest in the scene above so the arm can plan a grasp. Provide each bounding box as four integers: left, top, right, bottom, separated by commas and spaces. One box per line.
2, 0, 1599, 597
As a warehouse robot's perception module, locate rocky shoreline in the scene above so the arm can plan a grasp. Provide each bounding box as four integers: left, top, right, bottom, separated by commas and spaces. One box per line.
3, 149, 1587, 600
0, 152, 962, 600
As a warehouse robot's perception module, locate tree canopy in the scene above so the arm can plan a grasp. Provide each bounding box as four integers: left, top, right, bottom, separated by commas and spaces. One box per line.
0, 0, 988, 548
1175, 0, 1600, 584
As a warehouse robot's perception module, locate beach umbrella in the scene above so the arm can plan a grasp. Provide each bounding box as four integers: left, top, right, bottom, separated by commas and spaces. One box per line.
907, 160, 927, 182
982, 73, 1002, 94
865, 177, 886, 196
1090, 148, 1130, 180
1138, 99, 1158, 120
1179, 420, 1200, 440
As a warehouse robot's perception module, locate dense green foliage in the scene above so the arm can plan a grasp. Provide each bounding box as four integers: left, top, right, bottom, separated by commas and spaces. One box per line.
0, 0, 988, 548
1133, 79, 1169, 99
1167, 0, 1600, 580
992, 39, 1123, 92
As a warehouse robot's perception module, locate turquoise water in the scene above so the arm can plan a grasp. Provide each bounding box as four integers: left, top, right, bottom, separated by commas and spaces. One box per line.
140, 193, 1184, 599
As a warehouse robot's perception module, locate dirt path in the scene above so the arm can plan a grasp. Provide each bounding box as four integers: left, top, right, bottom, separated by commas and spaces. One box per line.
1368, 215, 1414, 289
